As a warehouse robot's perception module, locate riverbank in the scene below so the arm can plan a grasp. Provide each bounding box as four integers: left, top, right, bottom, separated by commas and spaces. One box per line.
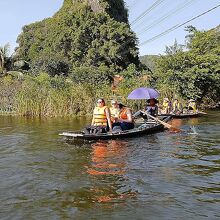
0, 73, 219, 118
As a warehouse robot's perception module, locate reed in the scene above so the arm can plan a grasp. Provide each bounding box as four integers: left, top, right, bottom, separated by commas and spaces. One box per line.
0, 73, 121, 117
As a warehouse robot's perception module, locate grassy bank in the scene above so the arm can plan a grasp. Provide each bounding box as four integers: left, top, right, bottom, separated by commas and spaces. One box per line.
1, 72, 217, 118
0, 73, 147, 117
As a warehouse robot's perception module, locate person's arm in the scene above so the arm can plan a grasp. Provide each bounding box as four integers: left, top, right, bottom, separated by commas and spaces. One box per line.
91, 116, 95, 125
126, 109, 133, 122
91, 109, 95, 125
105, 108, 112, 131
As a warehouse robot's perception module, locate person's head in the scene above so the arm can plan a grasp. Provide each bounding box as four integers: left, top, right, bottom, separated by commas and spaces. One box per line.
147, 98, 158, 106
97, 98, 105, 107
118, 103, 126, 109
164, 97, 169, 102
111, 100, 118, 107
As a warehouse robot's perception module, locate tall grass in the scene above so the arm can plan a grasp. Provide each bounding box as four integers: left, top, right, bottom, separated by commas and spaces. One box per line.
0, 73, 124, 117
1, 72, 189, 117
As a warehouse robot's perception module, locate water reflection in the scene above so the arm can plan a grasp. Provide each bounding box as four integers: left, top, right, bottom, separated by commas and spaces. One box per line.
87, 140, 127, 175
85, 140, 137, 203
1, 111, 220, 219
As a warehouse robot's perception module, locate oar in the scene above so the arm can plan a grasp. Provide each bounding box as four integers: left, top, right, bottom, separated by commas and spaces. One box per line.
140, 111, 181, 132
198, 111, 207, 115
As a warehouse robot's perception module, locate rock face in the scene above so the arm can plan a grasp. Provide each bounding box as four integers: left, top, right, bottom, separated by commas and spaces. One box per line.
62, 0, 128, 23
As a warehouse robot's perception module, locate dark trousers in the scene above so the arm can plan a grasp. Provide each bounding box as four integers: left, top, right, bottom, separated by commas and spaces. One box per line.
112, 122, 134, 131
84, 125, 108, 134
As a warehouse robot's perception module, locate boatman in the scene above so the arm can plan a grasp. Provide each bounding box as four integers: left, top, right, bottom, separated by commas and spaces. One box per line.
85, 98, 112, 134
146, 98, 159, 117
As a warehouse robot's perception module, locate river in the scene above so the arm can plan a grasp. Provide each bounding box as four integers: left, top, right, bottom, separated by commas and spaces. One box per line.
0, 111, 220, 219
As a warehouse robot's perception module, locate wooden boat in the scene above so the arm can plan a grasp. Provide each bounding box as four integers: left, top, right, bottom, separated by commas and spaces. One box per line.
159, 111, 207, 118
59, 116, 172, 141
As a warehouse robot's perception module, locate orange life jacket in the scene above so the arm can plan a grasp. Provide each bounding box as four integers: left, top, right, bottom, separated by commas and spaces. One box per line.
119, 108, 129, 120
93, 106, 107, 126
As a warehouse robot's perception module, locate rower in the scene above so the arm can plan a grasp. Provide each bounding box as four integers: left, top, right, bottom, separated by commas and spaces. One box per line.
146, 98, 159, 117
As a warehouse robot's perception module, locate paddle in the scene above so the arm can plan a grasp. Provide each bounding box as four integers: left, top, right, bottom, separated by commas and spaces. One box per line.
198, 111, 207, 115
140, 110, 181, 132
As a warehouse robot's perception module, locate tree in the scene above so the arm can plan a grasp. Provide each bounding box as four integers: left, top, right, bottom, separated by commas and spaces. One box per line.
15, 0, 141, 80
0, 43, 10, 76
154, 26, 220, 103
165, 39, 184, 55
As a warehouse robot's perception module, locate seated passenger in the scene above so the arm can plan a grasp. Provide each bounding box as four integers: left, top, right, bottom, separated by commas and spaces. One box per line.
85, 98, 112, 134
161, 97, 171, 114
188, 99, 197, 113
112, 103, 134, 131
172, 98, 183, 114
110, 100, 120, 123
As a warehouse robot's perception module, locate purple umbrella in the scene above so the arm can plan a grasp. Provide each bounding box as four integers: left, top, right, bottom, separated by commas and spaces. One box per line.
127, 87, 159, 100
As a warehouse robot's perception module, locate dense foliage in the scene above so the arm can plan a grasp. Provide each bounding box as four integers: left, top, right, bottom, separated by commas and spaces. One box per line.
0, 72, 148, 116
1, 0, 219, 116
139, 55, 159, 73
153, 26, 220, 104
16, 0, 140, 83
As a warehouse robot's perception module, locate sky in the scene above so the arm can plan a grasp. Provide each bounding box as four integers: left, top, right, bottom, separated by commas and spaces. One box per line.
0, 0, 219, 56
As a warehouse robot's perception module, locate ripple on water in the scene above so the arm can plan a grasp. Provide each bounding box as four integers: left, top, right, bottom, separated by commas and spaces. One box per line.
0, 112, 220, 219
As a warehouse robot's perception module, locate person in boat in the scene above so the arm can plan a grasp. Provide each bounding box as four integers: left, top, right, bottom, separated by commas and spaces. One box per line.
187, 99, 197, 113
112, 103, 134, 131
172, 98, 183, 114
161, 97, 171, 114
110, 100, 120, 123
85, 98, 112, 134
133, 98, 158, 120
146, 98, 159, 117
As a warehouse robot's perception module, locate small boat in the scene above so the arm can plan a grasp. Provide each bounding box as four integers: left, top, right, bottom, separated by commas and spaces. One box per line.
159, 111, 207, 118
59, 116, 172, 141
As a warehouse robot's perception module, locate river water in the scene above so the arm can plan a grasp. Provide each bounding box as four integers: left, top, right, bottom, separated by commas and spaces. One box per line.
0, 111, 220, 219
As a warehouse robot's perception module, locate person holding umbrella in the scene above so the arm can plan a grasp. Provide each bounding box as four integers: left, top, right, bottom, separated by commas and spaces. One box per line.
133, 98, 159, 119
146, 98, 159, 117
128, 87, 159, 119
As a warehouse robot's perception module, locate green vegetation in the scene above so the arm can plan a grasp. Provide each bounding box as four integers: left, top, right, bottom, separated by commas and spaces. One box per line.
16, 0, 141, 82
153, 26, 220, 105
0, 0, 219, 116
140, 55, 159, 73
0, 43, 11, 76
0, 72, 148, 116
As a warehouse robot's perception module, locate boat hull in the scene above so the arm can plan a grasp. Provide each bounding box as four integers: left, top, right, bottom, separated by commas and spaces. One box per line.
59, 116, 172, 141
159, 112, 206, 118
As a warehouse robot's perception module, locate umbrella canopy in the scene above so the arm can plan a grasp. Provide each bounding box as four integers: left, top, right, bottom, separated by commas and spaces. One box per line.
127, 87, 159, 100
